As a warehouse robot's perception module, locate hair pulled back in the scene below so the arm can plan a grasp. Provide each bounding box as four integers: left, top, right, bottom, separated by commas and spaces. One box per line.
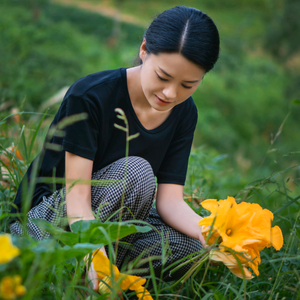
144, 6, 220, 72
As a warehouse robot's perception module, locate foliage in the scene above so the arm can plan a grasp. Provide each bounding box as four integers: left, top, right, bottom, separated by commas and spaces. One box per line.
0, 0, 143, 110
0, 0, 300, 299
1, 0, 300, 172
263, 0, 300, 63
1, 109, 300, 299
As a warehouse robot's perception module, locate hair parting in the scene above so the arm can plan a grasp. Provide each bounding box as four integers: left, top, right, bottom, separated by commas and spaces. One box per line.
141, 6, 220, 72
179, 19, 190, 53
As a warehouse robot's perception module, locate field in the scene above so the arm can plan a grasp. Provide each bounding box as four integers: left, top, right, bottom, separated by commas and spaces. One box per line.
0, 0, 299, 299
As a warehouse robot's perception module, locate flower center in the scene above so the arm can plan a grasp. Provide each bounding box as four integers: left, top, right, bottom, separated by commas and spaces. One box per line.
226, 229, 232, 236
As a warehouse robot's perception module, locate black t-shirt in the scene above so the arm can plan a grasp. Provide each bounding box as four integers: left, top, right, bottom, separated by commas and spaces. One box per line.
12, 68, 198, 213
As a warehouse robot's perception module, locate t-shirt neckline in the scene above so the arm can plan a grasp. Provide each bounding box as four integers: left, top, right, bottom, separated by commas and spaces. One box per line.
121, 68, 179, 134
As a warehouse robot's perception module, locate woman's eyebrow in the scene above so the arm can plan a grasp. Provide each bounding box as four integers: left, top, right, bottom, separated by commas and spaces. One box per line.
159, 67, 173, 78
158, 67, 200, 83
183, 79, 200, 83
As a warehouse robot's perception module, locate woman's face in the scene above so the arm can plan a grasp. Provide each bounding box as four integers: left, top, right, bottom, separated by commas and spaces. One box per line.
139, 42, 206, 112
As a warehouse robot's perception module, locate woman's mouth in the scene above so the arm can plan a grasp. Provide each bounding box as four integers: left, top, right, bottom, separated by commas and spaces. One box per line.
155, 95, 172, 106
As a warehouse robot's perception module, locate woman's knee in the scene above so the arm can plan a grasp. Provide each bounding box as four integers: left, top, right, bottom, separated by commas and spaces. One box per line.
93, 156, 155, 189
91, 157, 156, 210
123, 156, 156, 195
166, 236, 202, 280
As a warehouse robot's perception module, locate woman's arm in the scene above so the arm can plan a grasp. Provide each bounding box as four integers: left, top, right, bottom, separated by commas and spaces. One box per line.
65, 151, 107, 290
65, 151, 95, 225
156, 183, 207, 247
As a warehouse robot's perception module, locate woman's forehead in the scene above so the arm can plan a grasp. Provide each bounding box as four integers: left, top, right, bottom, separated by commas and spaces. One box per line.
151, 52, 205, 80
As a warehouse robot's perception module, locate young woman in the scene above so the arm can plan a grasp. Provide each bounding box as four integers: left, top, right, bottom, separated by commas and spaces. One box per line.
10, 6, 220, 290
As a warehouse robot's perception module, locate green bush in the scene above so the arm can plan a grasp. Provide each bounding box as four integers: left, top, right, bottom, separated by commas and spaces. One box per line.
0, 1, 143, 110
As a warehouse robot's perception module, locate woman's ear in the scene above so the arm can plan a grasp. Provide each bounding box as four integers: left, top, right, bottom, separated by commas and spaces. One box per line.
139, 38, 147, 62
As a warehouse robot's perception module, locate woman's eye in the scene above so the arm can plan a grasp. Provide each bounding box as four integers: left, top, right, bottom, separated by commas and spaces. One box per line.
156, 73, 192, 89
157, 74, 168, 81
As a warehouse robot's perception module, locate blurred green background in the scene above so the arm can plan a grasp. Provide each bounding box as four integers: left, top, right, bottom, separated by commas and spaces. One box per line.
1, 3, 299, 297
0, 0, 299, 206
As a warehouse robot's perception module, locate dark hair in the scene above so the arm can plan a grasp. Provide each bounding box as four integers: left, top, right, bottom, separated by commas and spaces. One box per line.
144, 6, 220, 72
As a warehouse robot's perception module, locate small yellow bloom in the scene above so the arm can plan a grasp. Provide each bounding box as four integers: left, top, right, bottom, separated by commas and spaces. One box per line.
0, 275, 26, 300
0, 235, 20, 265
92, 250, 153, 300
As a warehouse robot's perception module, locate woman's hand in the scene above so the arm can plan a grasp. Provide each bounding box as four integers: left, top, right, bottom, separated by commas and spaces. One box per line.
85, 246, 108, 291
86, 260, 99, 291
156, 183, 208, 244
198, 224, 208, 249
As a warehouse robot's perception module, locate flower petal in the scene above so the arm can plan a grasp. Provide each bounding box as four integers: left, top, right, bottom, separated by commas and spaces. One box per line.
0, 234, 20, 265
98, 276, 111, 295
92, 250, 119, 279
271, 226, 284, 250
230, 265, 254, 280
0, 275, 26, 300
119, 273, 146, 291
135, 287, 153, 300
243, 246, 260, 276
92, 251, 150, 298
200, 199, 219, 214
209, 250, 254, 280
210, 249, 238, 267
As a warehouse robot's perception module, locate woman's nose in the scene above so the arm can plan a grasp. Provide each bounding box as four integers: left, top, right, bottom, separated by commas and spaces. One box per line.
162, 85, 177, 100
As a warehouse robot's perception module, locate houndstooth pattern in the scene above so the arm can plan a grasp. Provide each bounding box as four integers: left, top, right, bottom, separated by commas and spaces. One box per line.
128, 207, 202, 281
10, 156, 202, 281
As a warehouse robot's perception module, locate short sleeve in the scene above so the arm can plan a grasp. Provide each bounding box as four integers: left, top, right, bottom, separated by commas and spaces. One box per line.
61, 94, 100, 160
156, 103, 198, 185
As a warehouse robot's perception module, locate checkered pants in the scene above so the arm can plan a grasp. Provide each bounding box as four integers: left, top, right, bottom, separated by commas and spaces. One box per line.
10, 156, 202, 281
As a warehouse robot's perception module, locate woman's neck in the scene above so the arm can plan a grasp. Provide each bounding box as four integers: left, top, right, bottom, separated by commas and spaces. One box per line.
127, 66, 153, 110
126, 66, 172, 130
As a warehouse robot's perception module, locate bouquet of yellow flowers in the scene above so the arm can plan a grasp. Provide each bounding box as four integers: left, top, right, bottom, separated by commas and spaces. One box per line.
198, 196, 284, 279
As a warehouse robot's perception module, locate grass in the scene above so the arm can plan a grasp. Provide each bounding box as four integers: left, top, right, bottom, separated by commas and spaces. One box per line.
1, 0, 299, 166
1, 110, 299, 299
1, 0, 300, 299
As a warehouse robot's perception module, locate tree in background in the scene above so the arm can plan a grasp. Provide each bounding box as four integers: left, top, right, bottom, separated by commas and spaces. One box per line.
264, 0, 300, 62
264, 0, 300, 100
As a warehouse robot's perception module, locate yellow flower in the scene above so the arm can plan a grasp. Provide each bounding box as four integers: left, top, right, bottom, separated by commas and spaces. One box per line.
198, 196, 284, 277
236, 202, 283, 251
92, 250, 153, 300
199, 197, 283, 252
0, 275, 26, 300
209, 249, 254, 280
199, 197, 255, 251
201, 226, 220, 245
0, 235, 20, 265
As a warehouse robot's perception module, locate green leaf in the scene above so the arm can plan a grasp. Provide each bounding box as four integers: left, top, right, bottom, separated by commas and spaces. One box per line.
28, 110, 49, 158
71, 219, 150, 234
85, 296, 104, 300
33, 219, 151, 247
32, 219, 79, 246
72, 242, 103, 250
71, 220, 151, 244
32, 241, 103, 262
